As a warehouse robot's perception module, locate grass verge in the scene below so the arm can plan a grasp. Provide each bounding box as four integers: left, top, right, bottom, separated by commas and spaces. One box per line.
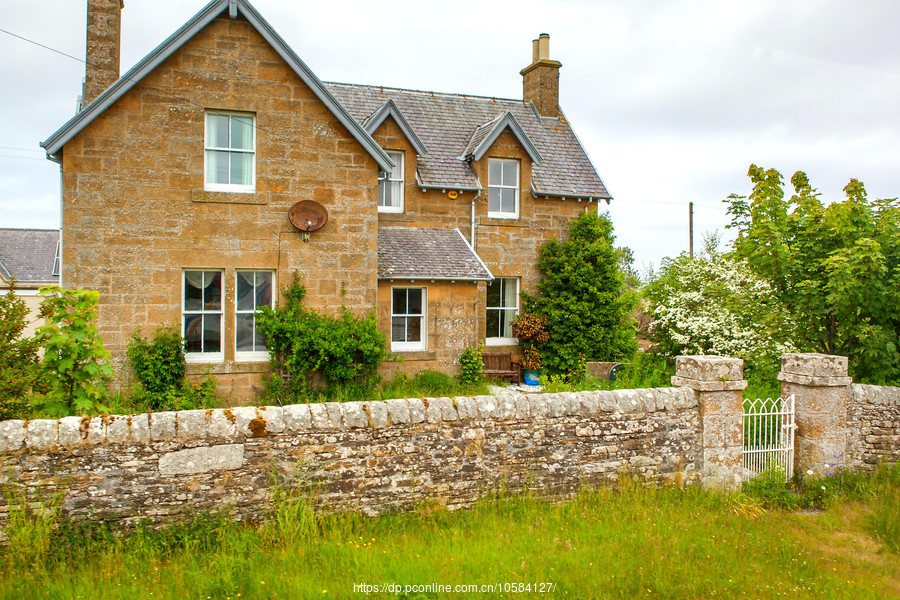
2, 467, 899, 599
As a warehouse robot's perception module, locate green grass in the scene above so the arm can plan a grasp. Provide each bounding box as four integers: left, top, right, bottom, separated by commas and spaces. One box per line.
3, 467, 899, 599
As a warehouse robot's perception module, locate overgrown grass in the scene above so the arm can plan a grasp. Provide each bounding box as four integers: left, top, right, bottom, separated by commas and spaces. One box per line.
3, 467, 899, 599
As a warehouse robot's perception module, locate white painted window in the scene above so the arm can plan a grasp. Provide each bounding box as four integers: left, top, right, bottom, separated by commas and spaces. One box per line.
183, 270, 224, 363
235, 270, 274, 362
391, 287, 426, 351
205, 111, 255, 192
378, 151, 404, 212
486, 277, 519, 345
488, 158, 519, 218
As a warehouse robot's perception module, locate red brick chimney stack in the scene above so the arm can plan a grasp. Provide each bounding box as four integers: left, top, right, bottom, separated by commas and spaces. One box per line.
82, 0, 124, 108
520, 33, 562, 118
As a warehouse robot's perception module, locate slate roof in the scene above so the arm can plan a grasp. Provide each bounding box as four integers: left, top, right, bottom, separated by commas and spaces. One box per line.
378, 228, 493, 281
0, 229, 60, 286
326, 83, 611, 200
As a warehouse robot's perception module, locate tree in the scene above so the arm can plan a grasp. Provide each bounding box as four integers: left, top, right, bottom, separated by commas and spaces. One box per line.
35, 287, 114, 416
521, 211, 637, 380
644, 250, 793, 377
0, 281, 41, 419
726, 165, 900, 383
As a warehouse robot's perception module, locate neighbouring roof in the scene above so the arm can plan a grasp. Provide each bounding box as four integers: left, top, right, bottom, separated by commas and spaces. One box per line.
327, 83, 611, 200
378, 228, 493, 281
40, 0, 393, 173
0, 229, 60, 286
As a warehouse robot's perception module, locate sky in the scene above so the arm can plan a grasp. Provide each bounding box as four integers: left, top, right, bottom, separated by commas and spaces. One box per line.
1, 0, 898, 273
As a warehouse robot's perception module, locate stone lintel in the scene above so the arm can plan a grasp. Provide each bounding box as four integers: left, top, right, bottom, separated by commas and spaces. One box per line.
671, 376, 748, 392
781, 353, 848, 378
778, 372, 853, 387
675, 355, 744, 383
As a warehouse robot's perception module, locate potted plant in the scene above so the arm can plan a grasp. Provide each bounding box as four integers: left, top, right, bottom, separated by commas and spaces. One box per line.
510, 312, 549, 386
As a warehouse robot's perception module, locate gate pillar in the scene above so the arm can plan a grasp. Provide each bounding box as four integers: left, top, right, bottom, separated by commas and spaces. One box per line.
778, 353, 852, 477
672, 356, 747, 490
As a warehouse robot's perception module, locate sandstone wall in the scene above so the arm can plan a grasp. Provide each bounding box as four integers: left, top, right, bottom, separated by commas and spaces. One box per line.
848, 384, 900, 469
0, 387, 700, 528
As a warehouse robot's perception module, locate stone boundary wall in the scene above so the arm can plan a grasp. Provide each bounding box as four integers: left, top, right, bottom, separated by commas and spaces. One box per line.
847, 384, 900, 469
0, 388, 701, 528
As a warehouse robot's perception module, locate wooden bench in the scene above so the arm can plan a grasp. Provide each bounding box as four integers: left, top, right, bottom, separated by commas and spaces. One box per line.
482, 352, 521, 383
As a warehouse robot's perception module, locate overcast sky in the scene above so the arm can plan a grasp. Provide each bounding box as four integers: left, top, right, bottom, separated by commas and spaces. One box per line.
1, 0, 898, 272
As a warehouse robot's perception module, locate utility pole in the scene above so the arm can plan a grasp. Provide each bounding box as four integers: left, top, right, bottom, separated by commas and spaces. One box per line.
689, 202, 694, 258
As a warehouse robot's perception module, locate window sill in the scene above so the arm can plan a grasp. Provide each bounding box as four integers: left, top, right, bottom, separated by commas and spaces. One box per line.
486, 338, 519, 346
186, 361, 270, 375
191, 190, 270, 205
391, 350, 437, 361
481, 216, 529, 228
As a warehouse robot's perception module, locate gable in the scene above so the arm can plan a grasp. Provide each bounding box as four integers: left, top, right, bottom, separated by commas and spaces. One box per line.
41, 0, 393, 174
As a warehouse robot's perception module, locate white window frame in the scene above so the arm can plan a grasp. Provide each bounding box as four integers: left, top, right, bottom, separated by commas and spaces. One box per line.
487, 158, 519, 219
391, 287, 426, 352
183, 270, 224, 363
486, 277, 519, 346
204, 111, 256, 193
234, 270, 275, 362
378, 150, 405, 213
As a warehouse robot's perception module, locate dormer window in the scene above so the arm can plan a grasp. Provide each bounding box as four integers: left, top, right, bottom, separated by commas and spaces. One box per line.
205, 111, 255, 192
378, 151, 404, 213
488, 158, 519, 219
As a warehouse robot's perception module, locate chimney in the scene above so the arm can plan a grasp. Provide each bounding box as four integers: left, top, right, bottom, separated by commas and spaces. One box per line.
520, 33, 562, 118
82, 0, 124, 108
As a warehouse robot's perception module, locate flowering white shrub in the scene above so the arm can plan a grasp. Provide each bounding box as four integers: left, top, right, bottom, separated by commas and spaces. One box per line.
644, 253, 794, 371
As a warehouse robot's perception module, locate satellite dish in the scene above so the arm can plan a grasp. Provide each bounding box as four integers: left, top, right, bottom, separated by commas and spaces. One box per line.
289, 201, 328, 232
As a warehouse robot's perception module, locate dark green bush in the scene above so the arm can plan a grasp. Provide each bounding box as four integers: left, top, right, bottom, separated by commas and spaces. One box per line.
0, 282, 41, 419
522, 212, 637, 381
456, 345, 484, 385
126, 325, 217, 411
256, 273, 386, 401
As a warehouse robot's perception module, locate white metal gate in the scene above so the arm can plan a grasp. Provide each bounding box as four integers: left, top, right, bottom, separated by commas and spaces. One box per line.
741, 394, 795, 482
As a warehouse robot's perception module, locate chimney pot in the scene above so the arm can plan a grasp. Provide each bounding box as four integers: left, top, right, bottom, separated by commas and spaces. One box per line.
520, 33, 562, 118
82, 0, 124, 108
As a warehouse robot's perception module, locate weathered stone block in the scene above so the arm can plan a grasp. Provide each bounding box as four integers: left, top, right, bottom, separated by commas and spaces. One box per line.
259, 406, 285, 434
576, 391, 599, 416
208, 409, 237, 439
384, 399, 410, 425
596, 391, 617, 413
231, 406, 260, 437
497, 396, 517, 420
546, 394, 566, 418
325, 403, 344, 429
675, 355, 744, 383
25, 420, 58, 451
528, 394, 550, 418
85, 417, 105, 445
150, 412, 177, 442
637, 389, 657, 413
364, 401, 389, 428
176, 409, 208, 441
307, 404, 331, 429
282, 404, 312, 432
559, 392, 580, 416
455, 396, 478, 421
781, 353, 848, 378
514, 395, 530, 420
158, 444, 244, 476
438, 397, 459, 422
130, 413, 150, 444
342, 402, 368, 428
616, 389, 641, 413
423, 398, 441, 423
474, 395, 498, 420
106, 415, 130, 444
59, 416, 83, 447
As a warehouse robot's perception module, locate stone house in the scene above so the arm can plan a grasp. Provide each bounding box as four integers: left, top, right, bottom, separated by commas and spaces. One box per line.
40, 0, 611, 400
0, 228, 60, 337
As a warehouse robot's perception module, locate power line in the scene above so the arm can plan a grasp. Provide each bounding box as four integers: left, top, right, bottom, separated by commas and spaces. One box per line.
0, 145, 44, 153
